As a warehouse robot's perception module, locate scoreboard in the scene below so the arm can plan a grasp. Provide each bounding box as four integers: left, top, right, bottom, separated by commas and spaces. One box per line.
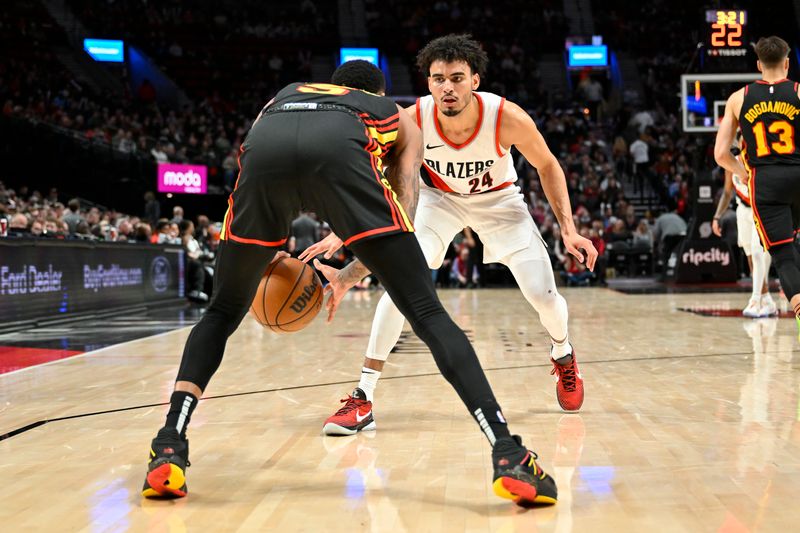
705, 10, 748, 58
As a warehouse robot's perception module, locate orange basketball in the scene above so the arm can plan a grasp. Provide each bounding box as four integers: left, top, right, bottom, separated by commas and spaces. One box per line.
250, 257, 323, 333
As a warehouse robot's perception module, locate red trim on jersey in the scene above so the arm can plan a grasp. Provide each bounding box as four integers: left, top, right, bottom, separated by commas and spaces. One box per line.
744, 84, 749, 96
359, 112, 400, 125
494, 97, 506, 158
795, 82, 798, 92
370, 153, 405, 232
370, 122, 400, 133
415, 98, 422, 128
226, 231, 288, 247
734, 187, 751, 207
343, 150, 413, 246
344, 226, 404, 246
756, 78, 789, 85
342, 152, 407, 247
433, 93, 484, 150
422, 163, 455, 193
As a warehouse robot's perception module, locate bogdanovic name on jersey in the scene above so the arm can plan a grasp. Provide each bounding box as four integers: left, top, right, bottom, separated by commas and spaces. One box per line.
423, 158, 494, 180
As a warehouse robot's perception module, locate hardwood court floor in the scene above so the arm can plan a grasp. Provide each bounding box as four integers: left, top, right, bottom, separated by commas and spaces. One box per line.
1, 288, 799, 532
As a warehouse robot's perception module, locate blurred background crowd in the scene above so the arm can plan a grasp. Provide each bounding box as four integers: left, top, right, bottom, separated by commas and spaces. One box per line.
2, 0, 788, 294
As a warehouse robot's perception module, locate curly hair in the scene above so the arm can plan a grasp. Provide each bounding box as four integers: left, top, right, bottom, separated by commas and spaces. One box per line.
416, 34, 489, 78
331, 60, 386, 94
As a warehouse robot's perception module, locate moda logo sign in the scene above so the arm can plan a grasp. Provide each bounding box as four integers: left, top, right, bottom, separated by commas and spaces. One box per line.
157, 163, 208, 194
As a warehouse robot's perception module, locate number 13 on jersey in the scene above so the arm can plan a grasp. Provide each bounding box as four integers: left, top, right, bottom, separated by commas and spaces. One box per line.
752, 120, 796, 156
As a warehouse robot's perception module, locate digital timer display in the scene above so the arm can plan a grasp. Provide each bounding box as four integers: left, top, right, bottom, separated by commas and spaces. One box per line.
705, 10, 747, 57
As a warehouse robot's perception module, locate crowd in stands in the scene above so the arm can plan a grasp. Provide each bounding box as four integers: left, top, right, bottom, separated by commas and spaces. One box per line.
365, 0, 565, 101
2, 1, 333, 193
66, 0, 334, 116
0, 181, 219, 301
5, 0, 757, 289
358, 0, 717, 286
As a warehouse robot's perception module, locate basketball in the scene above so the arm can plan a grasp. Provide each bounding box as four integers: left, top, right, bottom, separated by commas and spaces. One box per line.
250, 257, 323, 333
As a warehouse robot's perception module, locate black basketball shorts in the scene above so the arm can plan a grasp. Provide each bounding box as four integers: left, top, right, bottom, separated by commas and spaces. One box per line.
220, 109, 413, 247
750, 165, 800, 249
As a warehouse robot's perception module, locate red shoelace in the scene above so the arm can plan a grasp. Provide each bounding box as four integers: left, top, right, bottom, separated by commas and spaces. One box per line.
334, 395, 365, 416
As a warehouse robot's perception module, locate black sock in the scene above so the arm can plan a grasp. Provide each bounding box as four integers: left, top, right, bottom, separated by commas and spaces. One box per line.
493, 435, 522, 454
164, 391, 197, 439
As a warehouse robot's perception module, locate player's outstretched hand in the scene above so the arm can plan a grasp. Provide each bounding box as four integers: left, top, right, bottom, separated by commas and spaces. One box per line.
563, 233, 599, 272
712, 218, 722, 237
299, 232, 343, 263
313, 259, 351, 323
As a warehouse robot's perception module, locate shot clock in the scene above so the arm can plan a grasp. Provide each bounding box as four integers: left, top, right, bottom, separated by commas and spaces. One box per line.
705, 10, 748, 57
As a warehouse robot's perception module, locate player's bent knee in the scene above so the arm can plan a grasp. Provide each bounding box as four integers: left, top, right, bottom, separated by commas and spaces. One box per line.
525, 285, 560, 311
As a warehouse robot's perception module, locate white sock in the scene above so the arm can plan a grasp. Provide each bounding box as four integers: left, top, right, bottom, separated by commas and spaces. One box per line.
358, 367, 381, 402
551, 339, 573, 360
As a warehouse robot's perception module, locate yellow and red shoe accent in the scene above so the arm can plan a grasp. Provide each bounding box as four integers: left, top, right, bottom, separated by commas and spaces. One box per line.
492, 438, 558, 507
142, 428, 190, 499
142, 455, 188, 498
551, 352, 584, 412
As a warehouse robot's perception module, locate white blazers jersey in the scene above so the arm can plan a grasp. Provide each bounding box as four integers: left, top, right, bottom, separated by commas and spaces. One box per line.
416, 92, 517, 195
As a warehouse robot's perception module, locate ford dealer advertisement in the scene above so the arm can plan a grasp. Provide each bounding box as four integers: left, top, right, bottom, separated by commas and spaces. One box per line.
157, 163, 208, 194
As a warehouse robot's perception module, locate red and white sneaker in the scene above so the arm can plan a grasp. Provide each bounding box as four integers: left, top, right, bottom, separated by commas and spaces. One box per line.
551, 352, 584, 412
322, 388, 376, 436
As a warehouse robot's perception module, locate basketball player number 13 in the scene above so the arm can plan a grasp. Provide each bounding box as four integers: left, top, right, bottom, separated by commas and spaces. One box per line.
752, 120, 795, 156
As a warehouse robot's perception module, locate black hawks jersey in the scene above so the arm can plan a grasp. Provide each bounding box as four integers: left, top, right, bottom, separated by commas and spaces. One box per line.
740, 79, 800, 168
263, 82, 400, 161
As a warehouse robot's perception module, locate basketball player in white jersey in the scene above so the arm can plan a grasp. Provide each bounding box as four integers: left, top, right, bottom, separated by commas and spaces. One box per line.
712, 137, 777, 317
303, 35, 598, 435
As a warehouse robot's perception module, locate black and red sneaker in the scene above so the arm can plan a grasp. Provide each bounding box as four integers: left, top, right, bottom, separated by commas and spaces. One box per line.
322, 388, 375, 436
492, 435, 558, 506
142, 427, 190, 498
551, 351, 584, 412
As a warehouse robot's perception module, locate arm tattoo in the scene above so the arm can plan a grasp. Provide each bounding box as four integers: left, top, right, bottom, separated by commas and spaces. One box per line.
338, 258, 371, 284
385, 164, 420, 222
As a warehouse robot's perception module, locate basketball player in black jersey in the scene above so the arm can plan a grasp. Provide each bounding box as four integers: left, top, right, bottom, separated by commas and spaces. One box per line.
141, 61, 557, 507
715, 36, 800, 338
